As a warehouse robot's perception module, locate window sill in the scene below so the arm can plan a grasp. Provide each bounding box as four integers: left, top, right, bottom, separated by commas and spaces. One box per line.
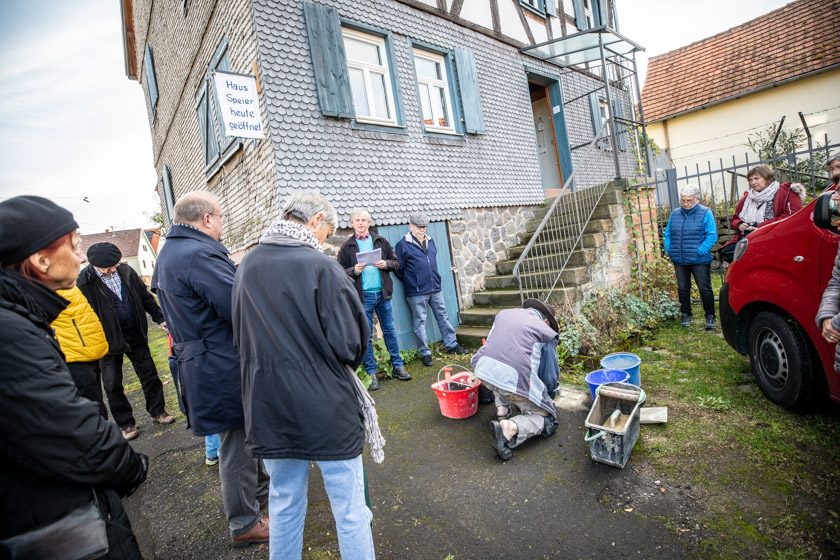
350, 121, 409, 142
520, 2, 546, 18
423, 133, 466, 146
204, 139, 244, 180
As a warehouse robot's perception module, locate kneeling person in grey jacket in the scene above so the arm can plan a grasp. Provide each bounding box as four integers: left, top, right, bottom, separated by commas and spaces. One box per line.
470, 299, 560, 461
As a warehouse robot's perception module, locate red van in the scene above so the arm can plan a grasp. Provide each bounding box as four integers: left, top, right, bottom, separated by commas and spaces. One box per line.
720, 192, 840, 409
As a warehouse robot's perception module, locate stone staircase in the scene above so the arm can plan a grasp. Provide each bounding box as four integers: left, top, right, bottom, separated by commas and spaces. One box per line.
456, 187, 623, 347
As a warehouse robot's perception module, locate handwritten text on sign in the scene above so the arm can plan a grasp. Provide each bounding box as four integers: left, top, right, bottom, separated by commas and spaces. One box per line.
212, 71, 265, 139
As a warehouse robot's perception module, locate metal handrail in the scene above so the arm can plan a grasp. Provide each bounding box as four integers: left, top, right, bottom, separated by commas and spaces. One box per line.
512, 124, 616, 304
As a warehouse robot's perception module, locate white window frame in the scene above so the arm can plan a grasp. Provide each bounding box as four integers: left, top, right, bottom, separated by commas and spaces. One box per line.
413, 49, 456, 135
583, 0, 595, 29
342, 28, 398, 126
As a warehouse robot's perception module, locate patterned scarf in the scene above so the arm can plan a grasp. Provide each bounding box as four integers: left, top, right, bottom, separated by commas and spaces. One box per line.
260, 219, 386, 462
739, 181, 779, 225
260, 219, 324, 251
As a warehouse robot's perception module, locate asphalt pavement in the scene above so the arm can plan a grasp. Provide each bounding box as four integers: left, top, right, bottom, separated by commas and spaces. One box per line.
123, 361, 694, 559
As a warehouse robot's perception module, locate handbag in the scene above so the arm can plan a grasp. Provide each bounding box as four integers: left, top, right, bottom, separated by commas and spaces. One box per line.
0, 491, 108, 560
718, 242, 737, 263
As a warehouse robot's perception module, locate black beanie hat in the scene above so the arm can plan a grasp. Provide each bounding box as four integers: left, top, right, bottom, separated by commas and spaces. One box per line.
87, 242, 122, 268
0, 196, 79, 266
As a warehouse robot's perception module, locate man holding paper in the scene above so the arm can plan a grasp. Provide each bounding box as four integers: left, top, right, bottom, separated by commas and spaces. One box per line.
338, 209, 410, 390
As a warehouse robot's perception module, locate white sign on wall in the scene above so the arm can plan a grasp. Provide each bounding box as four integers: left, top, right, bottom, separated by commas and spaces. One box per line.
212, 71, 265, 139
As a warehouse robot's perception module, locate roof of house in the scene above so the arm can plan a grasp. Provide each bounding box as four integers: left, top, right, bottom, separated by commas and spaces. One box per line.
641, 0, 840, 123
81, 228, 142, 260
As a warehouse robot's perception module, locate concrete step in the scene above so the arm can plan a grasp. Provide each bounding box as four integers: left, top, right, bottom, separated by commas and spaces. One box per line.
496, 248, 595, 275
456, 325, 491, 348
506, 233, 608, 260
524, 217, 615, 237
484, 266, 588, 289
473, 286, 579, 307
460, 306, 508, 327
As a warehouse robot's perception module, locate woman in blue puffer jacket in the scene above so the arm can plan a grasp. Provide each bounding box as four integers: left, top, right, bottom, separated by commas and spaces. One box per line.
663, 184, 718, 330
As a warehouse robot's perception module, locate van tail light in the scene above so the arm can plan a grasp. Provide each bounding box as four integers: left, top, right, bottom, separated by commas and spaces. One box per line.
733, 238, 749, 262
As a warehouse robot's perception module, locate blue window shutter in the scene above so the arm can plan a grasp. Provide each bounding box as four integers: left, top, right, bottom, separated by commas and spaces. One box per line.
612, 99, 627, 151
161, 165, 175, 225
196, 86, 219, 166
573, 0, 587, 29
595, 0, 608, 26
454, 48, 484, 134
547, 82, 573, 182
211, 49, 234, 150
589, 92, 601, 135
303, 0, 354, 118
545, 0, 557, 16
145, 46, 159, 115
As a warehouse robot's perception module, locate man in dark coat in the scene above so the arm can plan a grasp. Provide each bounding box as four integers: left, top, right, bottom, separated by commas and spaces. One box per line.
337, 208, 410, 390
152, 192, 269, 547
0, 196, 148, 559
233, 192, 376, 559
77, 242, 174, 440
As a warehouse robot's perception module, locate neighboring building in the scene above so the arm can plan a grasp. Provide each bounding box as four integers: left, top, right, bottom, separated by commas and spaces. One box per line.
81, 228, 159, 284
641, 0, 840, 179
120, 0, 641, 346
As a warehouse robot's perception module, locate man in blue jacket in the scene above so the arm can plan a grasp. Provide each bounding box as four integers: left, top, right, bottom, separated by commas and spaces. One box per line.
152, 192, 269, 548
663, 184, 718, 330
395, 213, 467, 366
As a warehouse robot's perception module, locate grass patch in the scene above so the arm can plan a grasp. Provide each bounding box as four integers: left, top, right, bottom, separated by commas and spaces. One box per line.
629, 304, 840, 558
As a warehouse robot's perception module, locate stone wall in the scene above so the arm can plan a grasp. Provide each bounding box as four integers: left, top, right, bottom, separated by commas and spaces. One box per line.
449, 205, 540, 307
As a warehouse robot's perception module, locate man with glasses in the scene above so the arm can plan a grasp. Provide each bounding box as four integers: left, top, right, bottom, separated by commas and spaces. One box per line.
152, 191, 270, 548
395, 213, 468, 367
78, 241, 174, 441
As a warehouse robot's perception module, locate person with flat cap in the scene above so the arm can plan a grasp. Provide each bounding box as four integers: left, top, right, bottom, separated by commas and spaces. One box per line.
470, 299, 561, 461
78, 241, 174, 440
395, 213, 468, 366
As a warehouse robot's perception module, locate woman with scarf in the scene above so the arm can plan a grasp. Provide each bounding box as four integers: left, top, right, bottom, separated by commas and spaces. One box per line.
720, 165, 805, 261
0, 196, 148, 560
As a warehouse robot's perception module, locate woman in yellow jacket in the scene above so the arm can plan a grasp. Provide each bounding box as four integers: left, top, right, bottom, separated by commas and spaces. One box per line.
52, 285, 110, 417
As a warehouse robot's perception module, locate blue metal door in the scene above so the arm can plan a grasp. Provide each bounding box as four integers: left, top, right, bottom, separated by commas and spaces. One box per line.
376, 222, 460, 351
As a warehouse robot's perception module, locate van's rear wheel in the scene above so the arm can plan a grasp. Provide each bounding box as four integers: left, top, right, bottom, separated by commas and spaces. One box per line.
748, 312, 814, 409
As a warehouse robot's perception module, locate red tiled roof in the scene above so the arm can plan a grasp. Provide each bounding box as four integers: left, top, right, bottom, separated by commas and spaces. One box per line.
641, 0, 840, 123
81, 228, 142, 259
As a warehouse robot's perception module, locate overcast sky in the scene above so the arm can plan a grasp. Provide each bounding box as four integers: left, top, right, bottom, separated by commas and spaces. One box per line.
0, 0, 793, 234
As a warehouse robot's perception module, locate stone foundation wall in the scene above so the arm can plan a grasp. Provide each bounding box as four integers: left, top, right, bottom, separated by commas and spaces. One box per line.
449, 205, 540, 308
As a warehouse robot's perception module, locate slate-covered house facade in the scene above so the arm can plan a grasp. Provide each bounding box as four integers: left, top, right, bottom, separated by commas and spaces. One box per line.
121, 0, 637, 346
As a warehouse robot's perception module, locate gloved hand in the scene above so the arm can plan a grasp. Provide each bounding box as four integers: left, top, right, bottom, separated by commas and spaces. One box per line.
117, 453, 149, 498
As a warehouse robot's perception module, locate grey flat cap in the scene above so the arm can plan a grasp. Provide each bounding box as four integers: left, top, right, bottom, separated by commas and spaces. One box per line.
409, 213, 429, 226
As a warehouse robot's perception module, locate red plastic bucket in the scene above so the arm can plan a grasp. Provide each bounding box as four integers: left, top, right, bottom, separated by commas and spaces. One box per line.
431, 365, 481, 419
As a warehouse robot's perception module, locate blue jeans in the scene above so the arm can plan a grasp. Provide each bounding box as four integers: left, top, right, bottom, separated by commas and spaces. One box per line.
205, 434, 220, 460
673, 263, 715, 318
363, 291, 403, 374
263, 456, 375, 559
407, 291, 457, 357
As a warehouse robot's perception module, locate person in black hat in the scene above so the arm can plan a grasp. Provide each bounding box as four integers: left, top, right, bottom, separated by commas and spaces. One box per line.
0, 196, 148, 558
78, 241, 174, 440
469, 298, 560, 461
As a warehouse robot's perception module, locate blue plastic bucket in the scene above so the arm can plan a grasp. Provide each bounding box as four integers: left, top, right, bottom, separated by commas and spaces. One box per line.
585, 369, 630, 400
600, 353, 642, 387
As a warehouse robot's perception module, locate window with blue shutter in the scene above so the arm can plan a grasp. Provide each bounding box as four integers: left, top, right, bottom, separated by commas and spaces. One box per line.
144, 45, 159, 118
161, 165, 175, 226
194, 37, 241, 177
573, 0, 596, 29
589, 92, 611, 150
611, 99, 627, 151
595, 0, 608, 26
454, 49, 484, 134
304, 0, 354, 118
